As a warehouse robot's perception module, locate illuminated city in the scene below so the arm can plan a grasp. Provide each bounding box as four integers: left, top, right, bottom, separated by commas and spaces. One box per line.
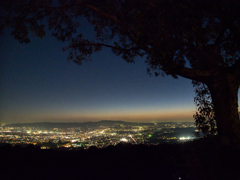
0, 121, 197, 150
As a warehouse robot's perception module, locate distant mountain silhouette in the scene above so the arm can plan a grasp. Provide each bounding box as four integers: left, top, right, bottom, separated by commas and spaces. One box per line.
4, 120, 161, 128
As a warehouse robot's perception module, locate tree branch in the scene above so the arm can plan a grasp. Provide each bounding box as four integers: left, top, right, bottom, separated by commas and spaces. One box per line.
70, 42, 139, 52
75, 0, 139, 45
174, 66, 216, 83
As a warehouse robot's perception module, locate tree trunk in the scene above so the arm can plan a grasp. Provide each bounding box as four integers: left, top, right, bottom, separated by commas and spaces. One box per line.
207, 74, 240, 145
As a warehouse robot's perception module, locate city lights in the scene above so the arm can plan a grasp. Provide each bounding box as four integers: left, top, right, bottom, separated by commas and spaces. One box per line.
179, 137, 191, 140
120, 138, 128, 142
0, 122, 196, 149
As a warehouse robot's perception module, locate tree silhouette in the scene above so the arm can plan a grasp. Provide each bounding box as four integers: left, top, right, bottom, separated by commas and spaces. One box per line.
1, 0, 240, 145
193, 81, 217, 137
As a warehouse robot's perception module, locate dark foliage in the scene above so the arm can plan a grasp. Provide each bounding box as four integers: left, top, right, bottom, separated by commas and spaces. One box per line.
1, 0, 240, 75
193, 81, 217, 137
0, 141, 240, 180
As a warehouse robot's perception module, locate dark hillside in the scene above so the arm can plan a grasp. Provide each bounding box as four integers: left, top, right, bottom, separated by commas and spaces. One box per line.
0, 139, 239, 180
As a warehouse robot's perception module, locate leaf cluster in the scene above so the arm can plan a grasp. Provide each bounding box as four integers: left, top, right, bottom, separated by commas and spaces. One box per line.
192, 81, 217, 137
1, 0, 240, 77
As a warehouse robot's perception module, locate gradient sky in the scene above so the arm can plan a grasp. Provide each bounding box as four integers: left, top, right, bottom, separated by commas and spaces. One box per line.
1, 23, 239, 124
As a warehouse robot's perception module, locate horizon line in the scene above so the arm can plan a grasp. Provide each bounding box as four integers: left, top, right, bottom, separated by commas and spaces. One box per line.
3, 120, 195, 125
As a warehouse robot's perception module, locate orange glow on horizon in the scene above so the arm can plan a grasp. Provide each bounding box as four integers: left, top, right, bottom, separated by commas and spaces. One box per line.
4, 106, 239, 124
1, 108, 196, 124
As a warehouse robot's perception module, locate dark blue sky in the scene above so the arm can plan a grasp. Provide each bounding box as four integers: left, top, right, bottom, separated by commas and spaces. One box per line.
1, 27, 239, 124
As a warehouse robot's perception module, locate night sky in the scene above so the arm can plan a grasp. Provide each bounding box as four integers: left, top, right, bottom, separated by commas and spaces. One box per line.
1, 23, 239, 124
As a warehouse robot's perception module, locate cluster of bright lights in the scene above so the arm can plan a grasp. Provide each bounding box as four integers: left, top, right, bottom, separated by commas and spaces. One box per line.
179, 137, 191, 140
120, 138, 128, 142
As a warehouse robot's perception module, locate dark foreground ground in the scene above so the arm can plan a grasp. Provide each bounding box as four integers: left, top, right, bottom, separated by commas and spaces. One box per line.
0, 138, 239, 180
